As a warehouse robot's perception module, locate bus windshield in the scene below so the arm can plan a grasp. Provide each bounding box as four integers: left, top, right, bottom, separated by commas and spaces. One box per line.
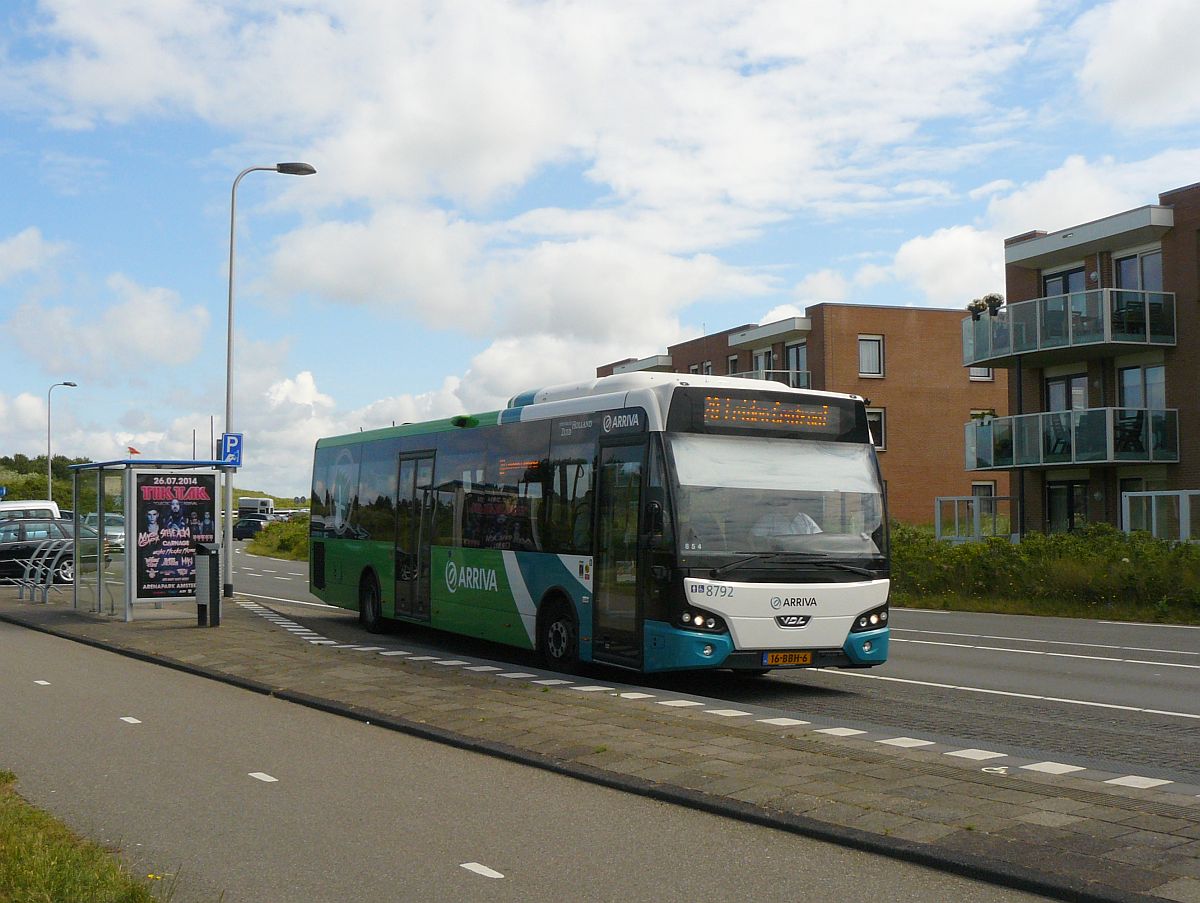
668, 433, 885, 557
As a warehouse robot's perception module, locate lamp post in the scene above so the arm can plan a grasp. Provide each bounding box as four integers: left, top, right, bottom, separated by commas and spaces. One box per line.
47, 381, 77, 503
223, 162, 316, 598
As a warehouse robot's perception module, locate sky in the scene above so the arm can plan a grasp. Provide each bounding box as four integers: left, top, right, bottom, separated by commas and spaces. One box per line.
4, 0, 1200, 496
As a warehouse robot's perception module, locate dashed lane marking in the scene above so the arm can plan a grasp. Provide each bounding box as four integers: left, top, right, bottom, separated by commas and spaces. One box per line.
460, 863, 504, 879
236, 600, 1197, 799
248, 772, 278, 783
120, 717, 141, 724
34, 680, 50, 686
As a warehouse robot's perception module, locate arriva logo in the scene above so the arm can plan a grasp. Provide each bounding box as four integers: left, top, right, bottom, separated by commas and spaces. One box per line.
444, 559, 499, 594
603, 412, 640, 432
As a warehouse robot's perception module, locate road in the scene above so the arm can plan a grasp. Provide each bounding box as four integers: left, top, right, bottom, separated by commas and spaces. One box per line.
0, 621, 1053, 903
228, 547, 1200, 784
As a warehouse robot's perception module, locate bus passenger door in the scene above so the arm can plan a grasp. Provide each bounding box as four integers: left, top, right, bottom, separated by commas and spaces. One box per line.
593, 442, 645, 667
395, 453, 435, 621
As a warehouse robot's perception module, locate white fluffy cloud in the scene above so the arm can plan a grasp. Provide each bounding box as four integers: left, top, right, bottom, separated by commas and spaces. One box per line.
4, 274, 210, 379
0, 227, 67, 282
1075, 0, 1200, 128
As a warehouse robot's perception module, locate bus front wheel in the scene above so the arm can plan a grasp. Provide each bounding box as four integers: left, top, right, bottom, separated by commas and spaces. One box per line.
359, 574, 383, 634
539, 602, 578, 672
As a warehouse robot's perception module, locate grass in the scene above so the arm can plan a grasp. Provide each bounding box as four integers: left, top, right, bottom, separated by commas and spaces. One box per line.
0, 769, 174, 902
894, 590, 1200, 624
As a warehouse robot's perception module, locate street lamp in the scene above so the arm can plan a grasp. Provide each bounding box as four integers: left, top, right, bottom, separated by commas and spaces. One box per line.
223, 162, 316, 598
47, 381, 77, 502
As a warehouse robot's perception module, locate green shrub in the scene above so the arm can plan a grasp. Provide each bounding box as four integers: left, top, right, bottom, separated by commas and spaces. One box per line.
890, 520, 1200, 622
246, 516, 309, 561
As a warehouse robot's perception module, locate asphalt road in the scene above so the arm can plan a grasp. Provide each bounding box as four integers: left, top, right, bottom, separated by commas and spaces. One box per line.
228, 548, 1200, 783
0, 621, 1053, 903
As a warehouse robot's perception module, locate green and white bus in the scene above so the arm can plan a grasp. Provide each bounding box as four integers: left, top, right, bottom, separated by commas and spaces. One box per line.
309, 372, 890, 673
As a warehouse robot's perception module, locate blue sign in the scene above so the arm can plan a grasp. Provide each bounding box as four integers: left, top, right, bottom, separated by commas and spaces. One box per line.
0, 485, 6, 499
220, 432, 244, 467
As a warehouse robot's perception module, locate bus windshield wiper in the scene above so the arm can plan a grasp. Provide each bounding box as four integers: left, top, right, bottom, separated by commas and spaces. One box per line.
711, 554, 771, 577
712, 554, 878, 579
788, 556, 878, 578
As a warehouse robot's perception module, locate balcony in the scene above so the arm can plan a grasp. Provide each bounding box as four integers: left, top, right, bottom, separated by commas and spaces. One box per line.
962, 289, 1175, 368
729, 368, 810, 389
965, 408, 1179, 471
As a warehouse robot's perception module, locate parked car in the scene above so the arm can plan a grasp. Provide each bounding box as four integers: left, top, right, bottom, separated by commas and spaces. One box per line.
84, 512, 126, 549
0, 499, 61, 520
233, 516, 267, 540
0, 517, 101, 583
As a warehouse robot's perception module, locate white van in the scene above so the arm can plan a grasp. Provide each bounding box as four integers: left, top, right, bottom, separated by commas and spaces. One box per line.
0, 499, 62, 520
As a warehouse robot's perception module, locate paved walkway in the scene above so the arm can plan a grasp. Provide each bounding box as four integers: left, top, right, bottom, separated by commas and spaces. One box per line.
2, 586, 1198, 903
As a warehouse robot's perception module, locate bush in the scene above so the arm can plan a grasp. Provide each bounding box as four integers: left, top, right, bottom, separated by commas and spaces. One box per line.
890, 520, 1200, 622
247, 516, 309, 561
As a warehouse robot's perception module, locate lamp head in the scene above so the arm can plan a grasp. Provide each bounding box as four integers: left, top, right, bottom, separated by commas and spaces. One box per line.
64, 381, 77, 387
276, 162, 316, 176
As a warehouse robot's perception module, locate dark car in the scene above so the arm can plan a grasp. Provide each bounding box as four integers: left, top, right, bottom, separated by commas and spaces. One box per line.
0, 518, 100, 583
233, 516, 267, 540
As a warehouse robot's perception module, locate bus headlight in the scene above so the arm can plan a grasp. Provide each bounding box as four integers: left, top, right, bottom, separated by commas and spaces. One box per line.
676, 607, 727, 634
850, 604, 889, 633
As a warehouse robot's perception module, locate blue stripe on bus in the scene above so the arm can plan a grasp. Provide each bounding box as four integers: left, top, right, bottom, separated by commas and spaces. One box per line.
843, 627, 888, 664
499, 407, 525, 424
508, 390, 539, 408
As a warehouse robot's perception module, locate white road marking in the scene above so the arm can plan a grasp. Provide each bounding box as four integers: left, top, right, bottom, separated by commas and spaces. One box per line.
706, 709, 752, 717
1022, 761, 1086, 775
820, 668, 1200, 719
378, 651, 411, 656
1105, 775, 1172, 789
464, 665, 502, 672
434, 660, 470, 665
34, 680, 50, 686
946, 748, 1007, 761
758, 717, 809, 726
815, 727, 866, 737
571, 685, 614, 692
658, 700, 704, 708
617, 691, 654, 699
120, 717, 141, 724
500, 672, 538, 679
460, 862, 504, 879
878, 737, 935, 748
409, 655, 440, 661
248, 772, 278, 783
271, 576, 292, 581
353, 647, 386, 652
892, 628, 1197, 658
533, 679, 574, 686
238, 592, 339, 608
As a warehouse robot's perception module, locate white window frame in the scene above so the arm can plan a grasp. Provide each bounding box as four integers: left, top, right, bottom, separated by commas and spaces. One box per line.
865, 407, 886, 450
701, 360, 713, 375
858, 335, 884, 378
969, 366, 994, 381
727, 354, 739, 374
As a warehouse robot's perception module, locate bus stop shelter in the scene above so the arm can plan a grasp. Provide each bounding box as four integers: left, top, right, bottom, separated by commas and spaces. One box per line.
69, 459, 230, 622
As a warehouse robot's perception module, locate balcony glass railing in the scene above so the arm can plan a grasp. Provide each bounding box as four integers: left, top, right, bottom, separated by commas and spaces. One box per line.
728, 369, 810, 388
965, 408, 1178, 470
962, 289, 1175, 366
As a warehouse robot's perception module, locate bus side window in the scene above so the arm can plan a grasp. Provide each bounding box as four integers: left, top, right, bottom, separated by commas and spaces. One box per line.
646, 438, 674, 546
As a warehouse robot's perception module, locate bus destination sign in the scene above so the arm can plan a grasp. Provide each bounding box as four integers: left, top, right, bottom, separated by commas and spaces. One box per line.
702, 395, 835, 434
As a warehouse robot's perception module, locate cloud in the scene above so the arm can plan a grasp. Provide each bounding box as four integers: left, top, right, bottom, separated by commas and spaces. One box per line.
1075, 0, 1200, 128
3, 274, 210, 379
793, 269, 850, 304
0, 227, 68, 282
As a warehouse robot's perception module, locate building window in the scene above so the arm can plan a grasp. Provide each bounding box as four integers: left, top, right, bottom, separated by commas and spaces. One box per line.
1045, 374, 1087, 411
1116, 250, 1163, 291
858, 336, 884, 377
753, 348, 773, 374
969, 366, 993, 381
865, 408, 886, 450
1118, 364, 1165, 408
687, 364, 700, 375
1043, 266, 1085, 297
727, 354, 739, 375
702, 360, 713, 375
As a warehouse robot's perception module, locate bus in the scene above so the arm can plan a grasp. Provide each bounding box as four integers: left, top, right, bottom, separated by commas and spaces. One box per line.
308, 373, 889, 674
237, 497, 275, 519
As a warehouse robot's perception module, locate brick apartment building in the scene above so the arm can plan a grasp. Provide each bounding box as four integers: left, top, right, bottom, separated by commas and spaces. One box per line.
599, 303, 1009, 524
963, 181, 1200, 536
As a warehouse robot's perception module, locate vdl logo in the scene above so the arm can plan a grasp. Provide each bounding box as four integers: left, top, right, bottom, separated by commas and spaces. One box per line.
444, 559, 499, 594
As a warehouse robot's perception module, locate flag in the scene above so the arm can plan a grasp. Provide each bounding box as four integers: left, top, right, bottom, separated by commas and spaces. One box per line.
127, 446, 141, 455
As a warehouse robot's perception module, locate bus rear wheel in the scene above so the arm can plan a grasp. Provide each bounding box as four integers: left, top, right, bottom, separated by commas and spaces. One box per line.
539, 602, 578, 672
359, 574, 383, 634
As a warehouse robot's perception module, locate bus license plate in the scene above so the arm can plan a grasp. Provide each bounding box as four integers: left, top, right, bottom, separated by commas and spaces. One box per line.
763, 651, 813, 667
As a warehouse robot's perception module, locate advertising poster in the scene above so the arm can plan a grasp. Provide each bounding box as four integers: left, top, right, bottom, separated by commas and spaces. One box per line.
134, 471, 217, 599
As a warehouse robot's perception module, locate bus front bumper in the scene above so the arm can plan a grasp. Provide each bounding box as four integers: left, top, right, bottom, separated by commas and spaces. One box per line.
642, 621, 888, 672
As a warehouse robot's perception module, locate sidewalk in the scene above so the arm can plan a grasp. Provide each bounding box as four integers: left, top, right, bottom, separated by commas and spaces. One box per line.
2, 587, 1198, 903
